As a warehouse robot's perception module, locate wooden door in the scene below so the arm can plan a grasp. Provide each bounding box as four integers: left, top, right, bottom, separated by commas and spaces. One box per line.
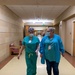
73, 22, 75, 56
25, 25, 29, 36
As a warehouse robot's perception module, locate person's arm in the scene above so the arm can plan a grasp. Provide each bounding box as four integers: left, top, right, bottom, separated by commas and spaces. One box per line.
39, 36, 47, 64
35, 37, 40, 56
17, 45, 25, 59
58, 36, 65, 56
39, 36, 46, 57
35, 44, 40, 56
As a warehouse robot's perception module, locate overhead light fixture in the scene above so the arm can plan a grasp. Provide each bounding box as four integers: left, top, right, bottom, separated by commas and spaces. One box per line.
23, 19, 54, 24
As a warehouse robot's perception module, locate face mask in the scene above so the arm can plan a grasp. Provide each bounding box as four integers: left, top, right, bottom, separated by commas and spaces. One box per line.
45, 32, 50, 36
29, 33, 34, 37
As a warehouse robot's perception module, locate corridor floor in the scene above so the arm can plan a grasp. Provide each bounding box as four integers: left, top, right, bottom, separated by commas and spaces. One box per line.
0, 52, 75, 75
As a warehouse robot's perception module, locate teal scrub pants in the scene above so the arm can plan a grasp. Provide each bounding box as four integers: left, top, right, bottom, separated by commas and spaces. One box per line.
25, 52, 37, 75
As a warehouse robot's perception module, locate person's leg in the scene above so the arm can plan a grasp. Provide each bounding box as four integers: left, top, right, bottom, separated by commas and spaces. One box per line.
52, 62, 59, 75
31, 53, 37, 75
25, 53, 33, 75
46, 59, 52, 75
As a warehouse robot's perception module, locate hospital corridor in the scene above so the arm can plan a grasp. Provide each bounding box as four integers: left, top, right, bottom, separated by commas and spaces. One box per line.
0, 0, 75, 75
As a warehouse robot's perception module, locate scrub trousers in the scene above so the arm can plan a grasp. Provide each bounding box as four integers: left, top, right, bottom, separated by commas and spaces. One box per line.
25, 52, 37, 75
46, 59, 59, 75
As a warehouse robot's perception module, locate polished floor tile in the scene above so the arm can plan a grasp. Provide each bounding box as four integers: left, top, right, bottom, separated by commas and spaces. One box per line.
0, 52, 75, 75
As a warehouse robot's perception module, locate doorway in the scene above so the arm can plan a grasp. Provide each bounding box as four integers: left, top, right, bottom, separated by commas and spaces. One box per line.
73, 22, 75, 56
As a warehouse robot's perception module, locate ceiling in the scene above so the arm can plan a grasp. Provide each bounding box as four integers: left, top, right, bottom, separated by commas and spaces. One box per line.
1, 0, 75, 5
7, 5, 69, 20
2, 0, 74, 26
6, 5, 69, 26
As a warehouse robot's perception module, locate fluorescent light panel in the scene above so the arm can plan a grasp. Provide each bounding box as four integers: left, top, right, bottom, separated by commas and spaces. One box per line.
23, 19, 54, 23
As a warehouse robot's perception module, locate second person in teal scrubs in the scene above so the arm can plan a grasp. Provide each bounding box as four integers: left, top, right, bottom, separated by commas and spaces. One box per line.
18, 27, 40, 75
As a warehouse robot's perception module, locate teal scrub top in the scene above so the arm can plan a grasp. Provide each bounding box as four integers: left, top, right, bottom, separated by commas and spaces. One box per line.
22, 36, 40, 53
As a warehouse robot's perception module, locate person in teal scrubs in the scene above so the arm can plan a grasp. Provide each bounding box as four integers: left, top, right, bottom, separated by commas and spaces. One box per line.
18, 27, 40, 75
40, 27, 65, 75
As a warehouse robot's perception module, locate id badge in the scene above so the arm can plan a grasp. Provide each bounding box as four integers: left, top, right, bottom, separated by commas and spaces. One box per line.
29, 40, 31, 43
48, 45, 51, 50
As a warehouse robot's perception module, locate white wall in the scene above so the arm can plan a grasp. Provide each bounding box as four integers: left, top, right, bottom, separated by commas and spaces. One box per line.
55, 6, 75, 55
65, 17, 75, 55
54, 6, 75, 25
0, 5, 24, 62
59, 21, 66, 48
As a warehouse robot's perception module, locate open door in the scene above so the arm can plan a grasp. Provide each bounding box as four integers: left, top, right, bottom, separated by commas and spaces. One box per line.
73, 21, 75, 56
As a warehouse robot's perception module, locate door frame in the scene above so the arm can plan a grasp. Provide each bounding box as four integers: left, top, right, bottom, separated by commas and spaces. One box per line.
73, 21, 75, 56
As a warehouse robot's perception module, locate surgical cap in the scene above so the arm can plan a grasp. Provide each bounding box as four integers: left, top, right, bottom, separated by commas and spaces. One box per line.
28, 27, 34, 33
48, 27, 55, 32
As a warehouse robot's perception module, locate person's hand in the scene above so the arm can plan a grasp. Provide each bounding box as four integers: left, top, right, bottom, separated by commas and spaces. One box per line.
62, 53, 65, 57
17, 55, 20, 59
40, 54, 43, 58
35, 50, 38, 56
